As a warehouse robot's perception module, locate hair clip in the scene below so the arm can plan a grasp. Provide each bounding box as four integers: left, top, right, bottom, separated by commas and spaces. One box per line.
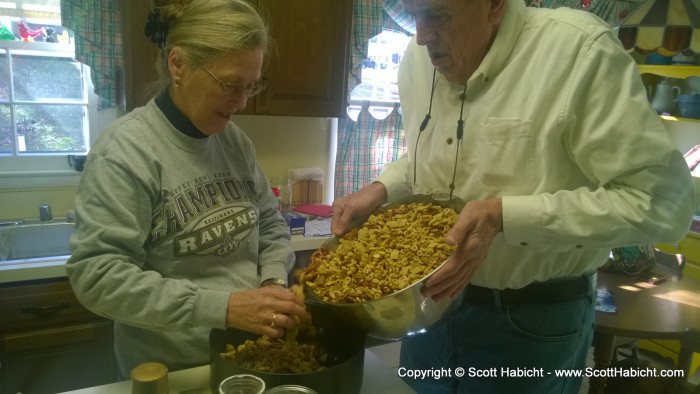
144, 8, 168, 49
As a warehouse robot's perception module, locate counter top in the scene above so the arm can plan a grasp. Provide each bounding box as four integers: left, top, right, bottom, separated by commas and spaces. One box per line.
61, 348, 414, 394
0, 235, 329, 284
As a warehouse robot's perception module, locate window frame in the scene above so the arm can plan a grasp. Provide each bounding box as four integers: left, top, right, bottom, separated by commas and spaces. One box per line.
0, 39, 103, 188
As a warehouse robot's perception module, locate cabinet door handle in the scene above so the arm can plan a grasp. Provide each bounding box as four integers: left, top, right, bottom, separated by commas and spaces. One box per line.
21, 301, 71, 318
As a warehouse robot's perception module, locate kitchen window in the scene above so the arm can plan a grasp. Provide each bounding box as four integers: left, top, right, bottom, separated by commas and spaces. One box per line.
0, 41, 90, 155
346, 29, 409, 122
0, 1, 101, 184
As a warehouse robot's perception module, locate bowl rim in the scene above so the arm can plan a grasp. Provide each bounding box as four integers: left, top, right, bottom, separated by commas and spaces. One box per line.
302, 193, 464, 307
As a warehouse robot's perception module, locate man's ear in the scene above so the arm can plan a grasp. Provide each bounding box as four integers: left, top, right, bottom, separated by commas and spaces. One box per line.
488, 0, 507, 24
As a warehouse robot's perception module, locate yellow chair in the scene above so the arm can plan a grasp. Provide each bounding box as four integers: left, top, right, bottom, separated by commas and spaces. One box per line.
604, 328, 700, 394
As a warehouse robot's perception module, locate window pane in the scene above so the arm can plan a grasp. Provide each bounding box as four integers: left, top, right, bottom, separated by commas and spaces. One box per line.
0, 104, 11, 153
0, 50, 9, 101
16, 104, 86, 152
350, 29, 410, 103
12, 55, 84, 101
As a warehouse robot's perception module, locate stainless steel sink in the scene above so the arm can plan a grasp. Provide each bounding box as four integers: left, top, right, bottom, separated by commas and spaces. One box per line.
0, 218, 75, 261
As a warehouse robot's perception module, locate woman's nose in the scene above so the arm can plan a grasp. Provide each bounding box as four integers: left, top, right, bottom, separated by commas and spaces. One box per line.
229, 93, 249, 112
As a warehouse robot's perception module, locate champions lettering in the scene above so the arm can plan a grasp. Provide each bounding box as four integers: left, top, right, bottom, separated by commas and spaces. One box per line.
149, 177, 257, 245
175, 207, 258, 256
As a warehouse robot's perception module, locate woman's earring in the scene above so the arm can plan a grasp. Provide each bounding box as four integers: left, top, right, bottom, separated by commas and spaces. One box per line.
175, 77, 180, 87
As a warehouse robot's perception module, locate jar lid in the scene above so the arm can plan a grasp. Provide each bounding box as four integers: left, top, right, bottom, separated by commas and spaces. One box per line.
265, 385, 319, 394
218, 374, 265, 394
131, 362, 168, 394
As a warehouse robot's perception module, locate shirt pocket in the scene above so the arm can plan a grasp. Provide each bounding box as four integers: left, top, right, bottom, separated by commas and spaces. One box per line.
477, 119, 535, 191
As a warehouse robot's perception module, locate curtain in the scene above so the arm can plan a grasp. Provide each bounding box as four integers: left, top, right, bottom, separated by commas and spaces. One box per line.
336, 102, 407, 197
334, 0, 415, 198
60, 0, 121, 109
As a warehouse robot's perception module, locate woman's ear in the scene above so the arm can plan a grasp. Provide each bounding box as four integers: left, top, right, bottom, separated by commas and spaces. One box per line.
167, 47, 184, 81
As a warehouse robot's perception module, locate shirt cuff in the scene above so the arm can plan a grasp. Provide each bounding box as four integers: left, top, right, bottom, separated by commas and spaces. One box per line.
375, 172, 411, 203
502, 195, 544, 250
193, 288, 231, 329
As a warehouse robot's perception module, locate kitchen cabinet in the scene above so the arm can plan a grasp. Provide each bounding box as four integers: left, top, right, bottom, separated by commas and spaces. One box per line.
121, 0, 159, 112
0, 278, 116, 393
247, 0, 352, 117
121, 0, 352, 118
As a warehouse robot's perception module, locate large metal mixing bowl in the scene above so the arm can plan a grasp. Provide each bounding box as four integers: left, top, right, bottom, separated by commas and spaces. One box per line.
304, 194, 465, 340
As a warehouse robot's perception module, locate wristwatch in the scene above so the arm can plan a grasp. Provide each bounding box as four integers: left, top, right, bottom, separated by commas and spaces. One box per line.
261, 278, 287, 288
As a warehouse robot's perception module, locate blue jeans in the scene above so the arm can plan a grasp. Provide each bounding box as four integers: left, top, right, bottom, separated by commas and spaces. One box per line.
399, 275, 596, 394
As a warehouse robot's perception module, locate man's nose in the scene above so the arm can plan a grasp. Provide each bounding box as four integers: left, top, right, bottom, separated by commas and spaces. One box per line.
414, 19, 436, 46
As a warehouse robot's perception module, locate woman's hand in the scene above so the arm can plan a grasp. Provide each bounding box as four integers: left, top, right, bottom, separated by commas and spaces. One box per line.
226, 286, 307, 338
423, 198, 503, 301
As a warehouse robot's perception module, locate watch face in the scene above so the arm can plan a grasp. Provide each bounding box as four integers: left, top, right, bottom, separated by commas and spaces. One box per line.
264, 278, 287, 287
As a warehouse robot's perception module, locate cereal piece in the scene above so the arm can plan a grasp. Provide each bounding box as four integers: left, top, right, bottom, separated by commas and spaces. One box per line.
301, 202, 457, 303
220, 334, 328, 374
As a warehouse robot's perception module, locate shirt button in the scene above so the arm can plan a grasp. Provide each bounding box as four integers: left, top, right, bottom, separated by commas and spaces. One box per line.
447, 138, 453, 145
520, 242, 528, 246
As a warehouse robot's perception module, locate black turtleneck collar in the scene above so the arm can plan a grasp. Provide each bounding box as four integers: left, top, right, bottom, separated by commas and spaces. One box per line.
155, 89, 208, 139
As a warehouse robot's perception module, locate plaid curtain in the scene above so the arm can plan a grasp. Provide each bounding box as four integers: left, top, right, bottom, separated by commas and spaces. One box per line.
336, 103, 407, 197
60, 0, 121, 109
334, 0, 414, 198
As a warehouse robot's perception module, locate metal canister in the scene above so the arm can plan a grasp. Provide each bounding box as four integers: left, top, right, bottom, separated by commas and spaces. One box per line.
264, 385, 319, 394
130, 362, 169, 394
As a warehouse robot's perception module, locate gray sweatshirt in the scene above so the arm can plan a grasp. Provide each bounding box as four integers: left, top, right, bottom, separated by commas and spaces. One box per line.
67, 96, 293, 377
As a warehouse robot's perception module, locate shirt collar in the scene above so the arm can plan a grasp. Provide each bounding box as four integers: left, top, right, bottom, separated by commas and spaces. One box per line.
155, 89, 209, 139
470, 0, 527, 87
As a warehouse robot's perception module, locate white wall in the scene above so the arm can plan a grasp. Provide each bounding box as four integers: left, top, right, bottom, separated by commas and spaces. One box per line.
0, 114, 334, 220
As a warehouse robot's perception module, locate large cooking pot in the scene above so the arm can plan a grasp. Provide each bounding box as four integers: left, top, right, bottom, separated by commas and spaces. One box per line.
210, 303, 366, 394
303, 194, 466, 340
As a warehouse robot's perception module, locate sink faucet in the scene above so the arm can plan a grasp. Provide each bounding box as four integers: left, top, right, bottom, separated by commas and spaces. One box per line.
39, 204, 53, 222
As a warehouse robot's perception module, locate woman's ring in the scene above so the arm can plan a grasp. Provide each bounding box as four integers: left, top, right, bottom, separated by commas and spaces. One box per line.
270, 313, 277, 328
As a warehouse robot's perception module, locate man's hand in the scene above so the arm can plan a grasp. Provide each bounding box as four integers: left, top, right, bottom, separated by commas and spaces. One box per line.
331, 182, 387, 237
423, 198, 503, 301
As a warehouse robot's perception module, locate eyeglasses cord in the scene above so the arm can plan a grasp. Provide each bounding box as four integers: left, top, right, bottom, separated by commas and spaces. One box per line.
413, 68, 468, 201
413, 68, 437, 187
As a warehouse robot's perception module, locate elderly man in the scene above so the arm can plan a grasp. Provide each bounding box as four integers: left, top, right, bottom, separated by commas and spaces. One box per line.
331, 0, 694, 392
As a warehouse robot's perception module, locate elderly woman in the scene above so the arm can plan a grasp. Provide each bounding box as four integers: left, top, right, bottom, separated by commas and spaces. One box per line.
67, 0, 305, 378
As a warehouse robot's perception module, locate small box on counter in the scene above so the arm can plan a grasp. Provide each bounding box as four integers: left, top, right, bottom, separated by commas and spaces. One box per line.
281, 211, 306, 235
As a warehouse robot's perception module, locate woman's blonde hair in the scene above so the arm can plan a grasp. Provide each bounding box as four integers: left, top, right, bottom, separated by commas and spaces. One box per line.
146, 0, 268, 97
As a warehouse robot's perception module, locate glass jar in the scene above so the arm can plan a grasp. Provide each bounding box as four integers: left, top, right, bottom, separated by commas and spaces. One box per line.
269, 176, 292, 212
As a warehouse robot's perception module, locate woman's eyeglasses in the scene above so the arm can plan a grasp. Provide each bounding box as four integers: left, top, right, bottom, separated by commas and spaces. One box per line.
202, 66, 268, 98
